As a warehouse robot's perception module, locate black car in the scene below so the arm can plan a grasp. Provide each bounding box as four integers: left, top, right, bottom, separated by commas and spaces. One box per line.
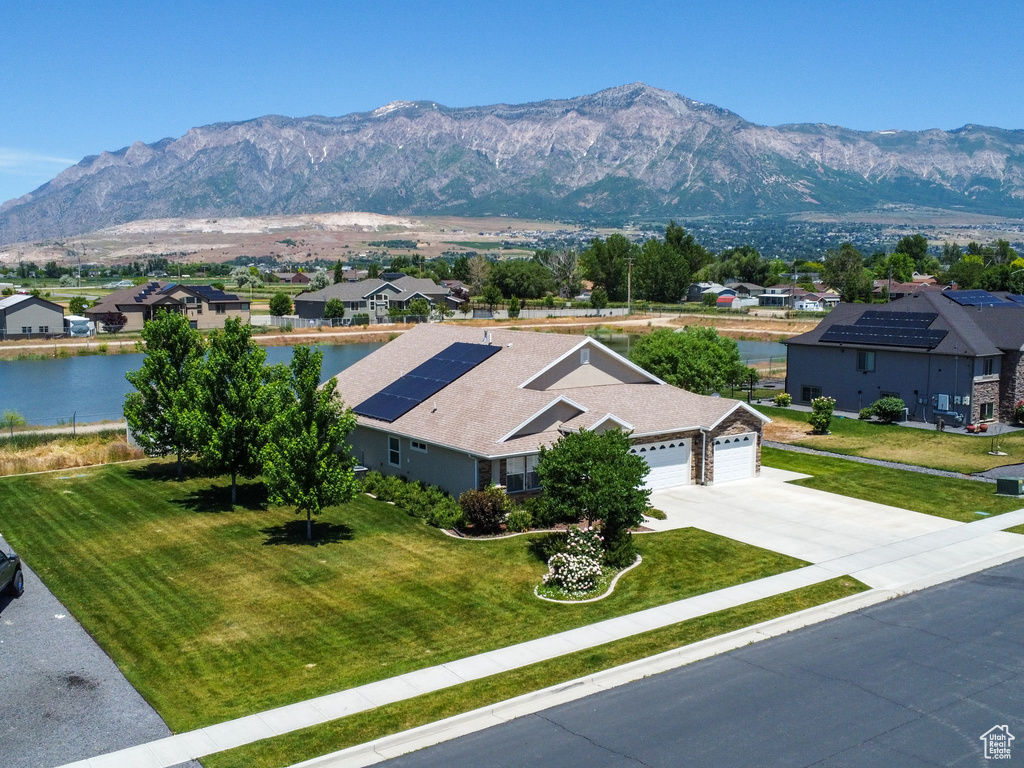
0, 546, 24, 598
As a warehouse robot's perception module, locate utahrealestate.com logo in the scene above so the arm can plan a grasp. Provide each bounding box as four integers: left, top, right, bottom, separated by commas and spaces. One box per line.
981, 725, 1015, 759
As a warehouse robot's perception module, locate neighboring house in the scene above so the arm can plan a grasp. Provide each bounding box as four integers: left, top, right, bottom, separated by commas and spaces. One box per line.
332, 325, 769, 498
293, 275, 461, 322
85, 282, 250, 332
871, 280, 948, 301
341, 268, 369, 282
793, 292, 841, 312
0, 294, 64, 339
725, 282, 765, 298
785, 289, 1024, 425
273, 272, 312, 284
686, 282, 726, 303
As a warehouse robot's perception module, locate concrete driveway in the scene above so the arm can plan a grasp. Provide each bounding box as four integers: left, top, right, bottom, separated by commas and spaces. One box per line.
648, 468, 1024, 589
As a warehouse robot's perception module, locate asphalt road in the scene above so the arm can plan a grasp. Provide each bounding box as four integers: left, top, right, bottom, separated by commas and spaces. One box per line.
0, 544, 200, 768
384, 559, 1024, 767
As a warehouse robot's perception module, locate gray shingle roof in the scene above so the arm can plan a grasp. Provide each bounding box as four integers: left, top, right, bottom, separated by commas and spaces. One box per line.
331, 325, 763, 458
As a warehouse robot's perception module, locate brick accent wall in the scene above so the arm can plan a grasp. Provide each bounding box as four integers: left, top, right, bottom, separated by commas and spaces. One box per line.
999, 352, 1024, 422
972, 378, 1000, 423
476, 459, 492, 491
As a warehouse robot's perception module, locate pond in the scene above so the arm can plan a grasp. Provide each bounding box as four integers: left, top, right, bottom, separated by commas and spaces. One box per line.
0, 343, 382, 427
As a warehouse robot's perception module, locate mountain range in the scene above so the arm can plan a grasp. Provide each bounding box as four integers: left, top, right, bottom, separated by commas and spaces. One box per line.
3, 83, 1024, 243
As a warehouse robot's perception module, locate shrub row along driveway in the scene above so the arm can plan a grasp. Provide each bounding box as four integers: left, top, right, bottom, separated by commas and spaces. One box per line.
0, 546, 199, 768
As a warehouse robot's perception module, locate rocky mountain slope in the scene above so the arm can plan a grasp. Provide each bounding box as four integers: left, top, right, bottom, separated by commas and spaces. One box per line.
3, 83, 1024, 242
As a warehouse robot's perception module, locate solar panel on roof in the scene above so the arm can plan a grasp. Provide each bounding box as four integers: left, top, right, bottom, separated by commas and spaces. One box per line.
1005, 294, 1024, 305
857, 311, 937, 328
820, 325, 948, 348
353, 341, 501, 423
945, 290, 1012, 307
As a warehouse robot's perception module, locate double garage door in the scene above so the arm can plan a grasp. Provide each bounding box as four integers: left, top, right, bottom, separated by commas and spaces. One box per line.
630, 433, 756, 490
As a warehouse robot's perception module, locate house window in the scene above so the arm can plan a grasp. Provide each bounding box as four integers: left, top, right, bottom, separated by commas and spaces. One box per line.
39, 326, 49, 334
506, 455, 540, 493
801, 385, 821, 403
983, 357, 995, 376
388, 436, 401, 467
215, 304, 225, 314
580, 348, 590, 365
857, 351, 875, 372
184, 296, 196, 304
411, 440, 428, 453
981, 402, 995, 421
21, 326, 31, 334
241, 303, 249, 311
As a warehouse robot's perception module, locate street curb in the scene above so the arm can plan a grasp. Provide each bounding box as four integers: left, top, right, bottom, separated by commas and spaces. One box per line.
288, 549, 1024, 768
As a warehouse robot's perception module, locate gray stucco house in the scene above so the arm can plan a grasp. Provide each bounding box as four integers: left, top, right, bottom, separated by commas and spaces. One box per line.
785, 290, 1024, 425
0, 294, 64, 339
294, 275, 460, 322
331, 325, 769, 498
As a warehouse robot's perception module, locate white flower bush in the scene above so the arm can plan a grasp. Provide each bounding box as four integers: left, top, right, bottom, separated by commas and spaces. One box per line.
542, 527, 604, 596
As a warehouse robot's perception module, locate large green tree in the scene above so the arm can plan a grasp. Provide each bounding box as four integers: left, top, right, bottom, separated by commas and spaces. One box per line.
124, 311, 206, 480
261, 347, 358, 541
633, 238, 690, 303
487, 259, 554, 299
536, 428, 649, 557
629, 327, 750, 394
200, 318, 284, 505
580, 234, 638, 301
894, 234, 929, 269
665, 221, 712, 276
822, 243, 872, 302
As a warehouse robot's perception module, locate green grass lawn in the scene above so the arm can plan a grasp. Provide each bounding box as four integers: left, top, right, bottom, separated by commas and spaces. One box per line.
204, 576, 865, 768
758, 405, 1023, 473
0, 461, 809, 734
762, 446, 1024, 522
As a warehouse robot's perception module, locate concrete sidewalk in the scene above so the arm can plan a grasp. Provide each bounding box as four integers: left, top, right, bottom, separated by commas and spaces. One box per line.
56, 503, 1024, 768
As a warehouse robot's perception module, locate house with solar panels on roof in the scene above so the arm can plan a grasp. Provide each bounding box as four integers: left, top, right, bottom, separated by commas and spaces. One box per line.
785, 289, 1024, 426
331, 325, 769, 498
85, 282, 250, 332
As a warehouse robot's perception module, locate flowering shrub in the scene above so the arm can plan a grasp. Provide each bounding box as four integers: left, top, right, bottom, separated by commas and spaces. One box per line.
773, 392, 793, 407
1015, 399, 1024, 424
542, 527, 604, 596
809, 396, 836, 434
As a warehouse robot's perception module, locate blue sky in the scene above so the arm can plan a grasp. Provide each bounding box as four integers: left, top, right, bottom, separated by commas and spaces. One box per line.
2, 0, 1022, 206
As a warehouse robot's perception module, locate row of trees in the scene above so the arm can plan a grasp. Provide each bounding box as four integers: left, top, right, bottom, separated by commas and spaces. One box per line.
124, 313, 356, 539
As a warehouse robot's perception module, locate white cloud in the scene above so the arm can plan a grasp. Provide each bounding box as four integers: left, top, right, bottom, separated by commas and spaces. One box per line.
0, 148, 78, 175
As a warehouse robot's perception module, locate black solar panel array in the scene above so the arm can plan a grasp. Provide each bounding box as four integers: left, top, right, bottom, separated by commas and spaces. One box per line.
945, 290, 1012, 307
1006, 294, 1024, 306
190, 285, 237, 301
820, 309, 947, 349
354, 342, 502, 423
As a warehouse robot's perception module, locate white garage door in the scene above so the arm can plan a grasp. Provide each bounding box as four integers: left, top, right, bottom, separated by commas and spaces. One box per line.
713, 433, 756, 484
630, 439, 691, 490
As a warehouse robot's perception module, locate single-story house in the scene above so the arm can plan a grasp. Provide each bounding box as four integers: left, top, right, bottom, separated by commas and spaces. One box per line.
85, 282, 250, 332
273, 272, 312, 284
785, 289, 1024, 424
294, 275, 461, 322
332, 325, 769, 498
725, 282, 765, 298
0, 294, 65, 339
794, 292, 841, 312
686, 282, 727, 303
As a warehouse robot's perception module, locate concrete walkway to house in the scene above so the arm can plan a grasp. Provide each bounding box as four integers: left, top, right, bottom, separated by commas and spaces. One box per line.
57, 471, 1024, 768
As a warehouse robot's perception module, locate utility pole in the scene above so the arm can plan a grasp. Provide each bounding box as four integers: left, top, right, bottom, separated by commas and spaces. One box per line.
627, 257, 633, 315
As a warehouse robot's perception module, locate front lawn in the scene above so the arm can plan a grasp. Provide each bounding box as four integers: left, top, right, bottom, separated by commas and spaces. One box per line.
762, 446, 1024, 522
759, 405, 1023, 473
0, 462, 807, 733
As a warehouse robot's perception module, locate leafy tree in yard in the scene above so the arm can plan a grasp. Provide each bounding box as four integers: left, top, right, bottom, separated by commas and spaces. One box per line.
308, 271, 331, 291
822, 243, 872, 302
451, 255, 470, 282
874, 252, 915, 283
482, 284, 503, 311
408, 297, 430, 319
261, 347, 359, 541
537, 429, 649, 563
68, 296, 88, 315
507, 296, 521, 319
333, 260, 345, 284
323, 298, 346, 319
633, 238, 689, 303
200, 318, 284, 505
894, 234, 929, 270
59, 274, 75, 287
467, 255, 491, 294
590, 287, 608, 311
946, 254, 985, 289
124, 310, 206, 480
629, 327, 750, 394
231, 266, 261, 290
269, 292, 293, 317
100, 311, 128, 333
665, 220, 712, 276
